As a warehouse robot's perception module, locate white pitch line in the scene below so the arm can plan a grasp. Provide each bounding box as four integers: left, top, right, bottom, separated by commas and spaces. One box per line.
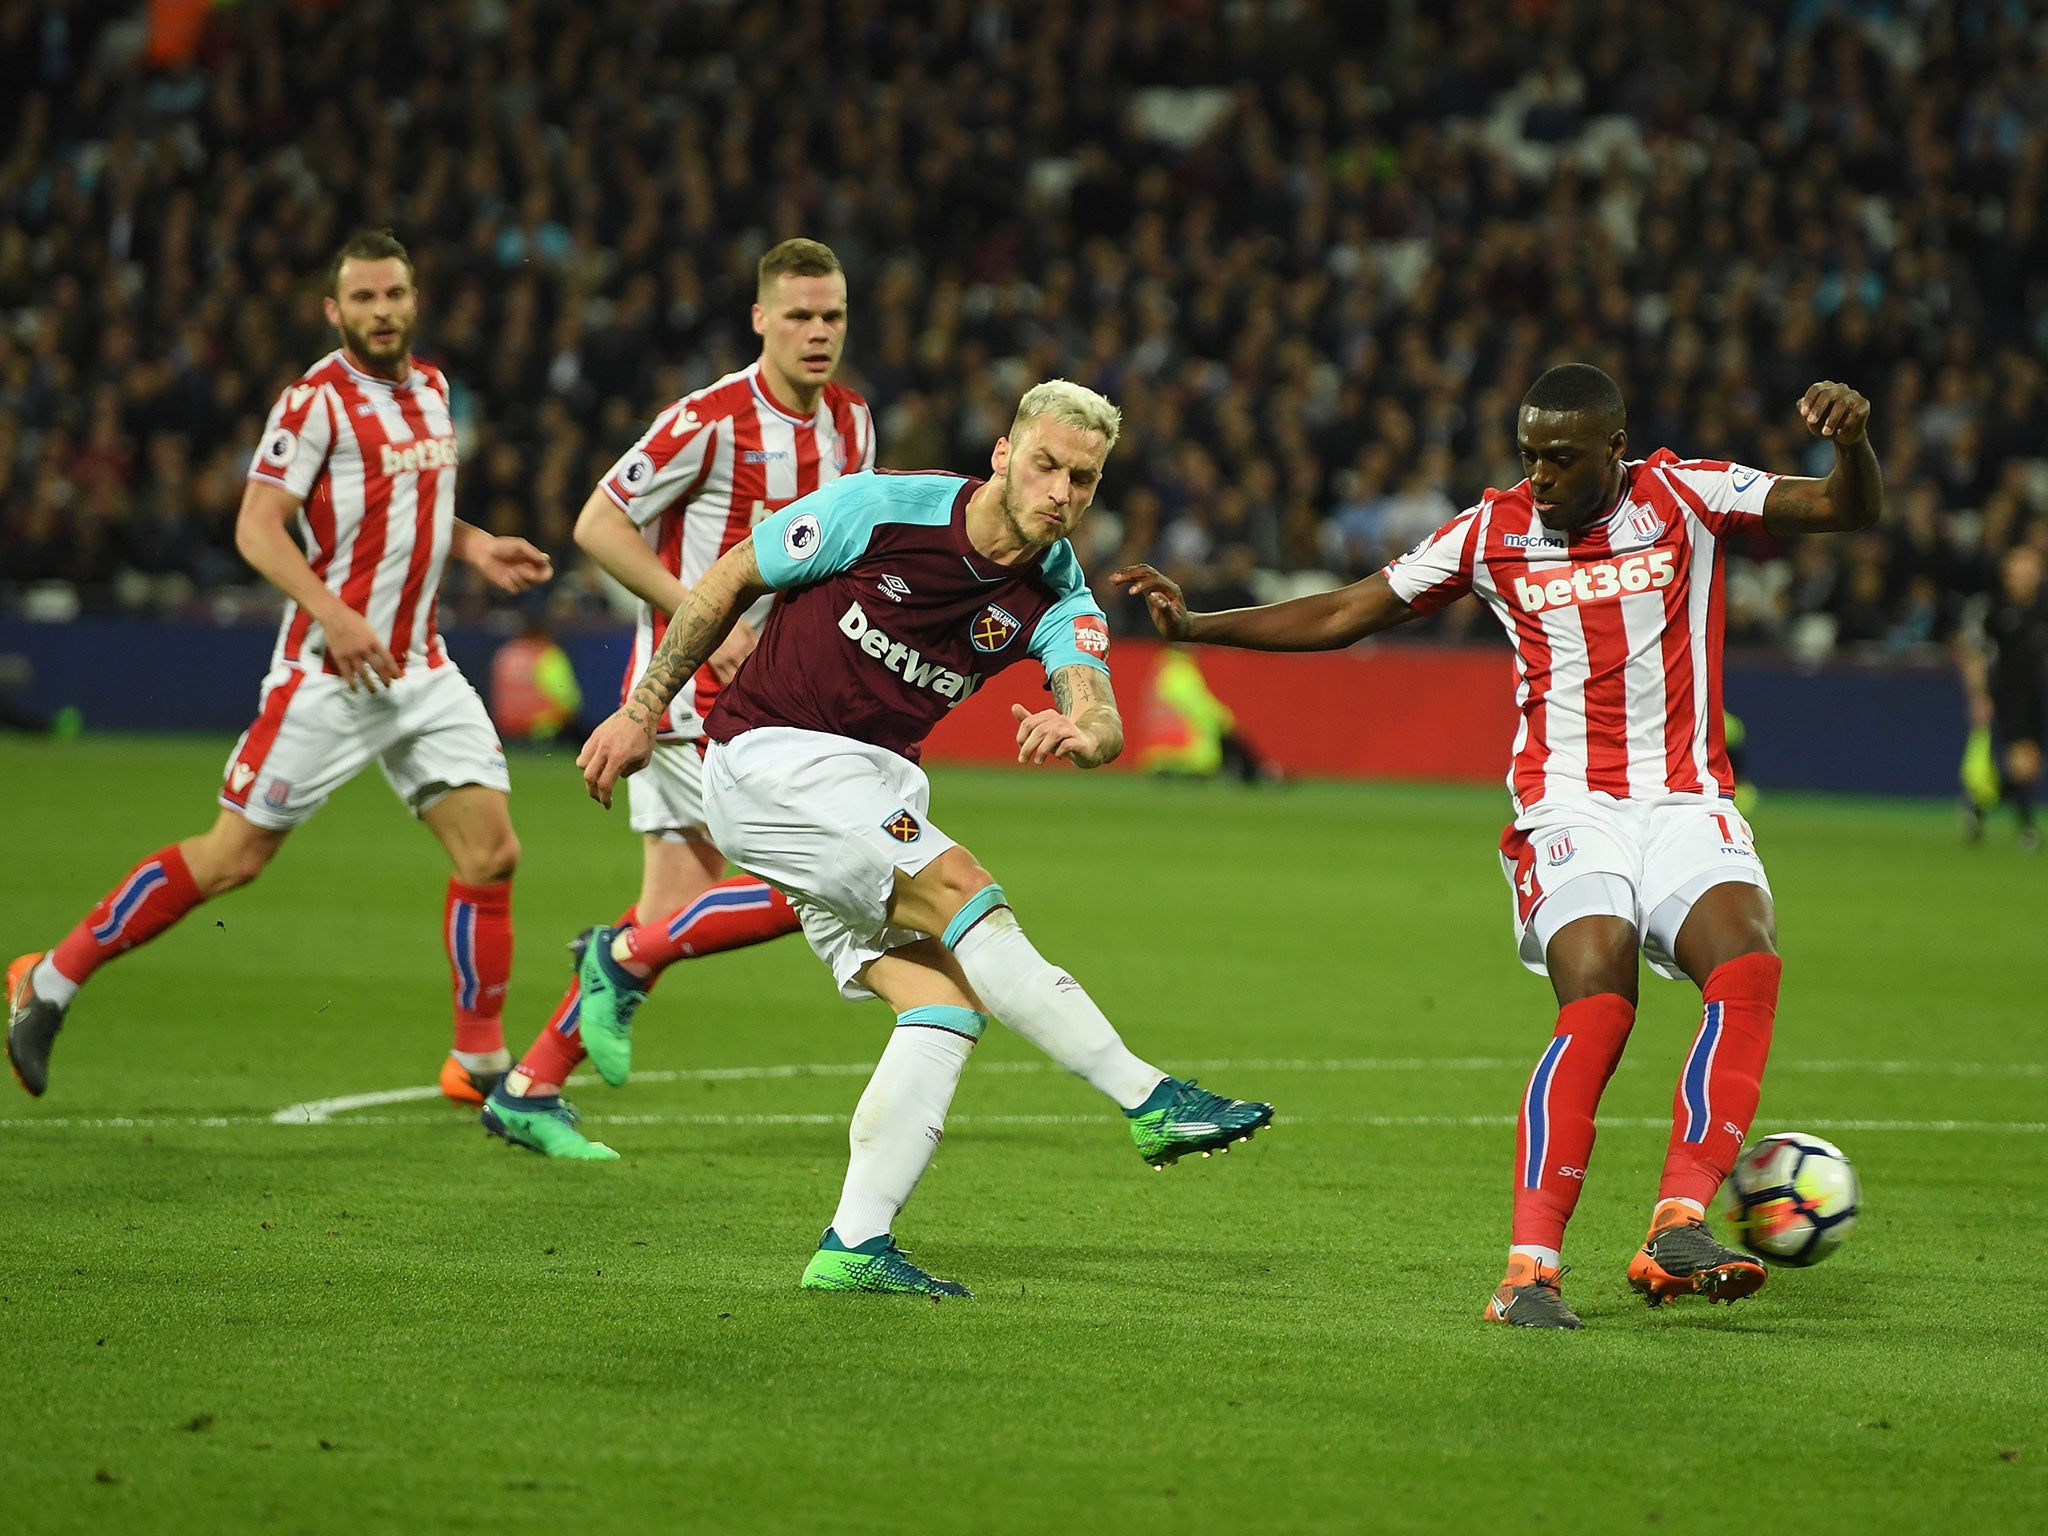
269, 1054, 2048, 1126
269, 1084, 448, 1123
6, 1111, 2043, 1135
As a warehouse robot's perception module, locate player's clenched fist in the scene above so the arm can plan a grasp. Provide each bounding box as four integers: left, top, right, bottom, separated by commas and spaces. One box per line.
578, 709, 657, 808
1109, 563, 1192, 640
1797, 382, 1870, 445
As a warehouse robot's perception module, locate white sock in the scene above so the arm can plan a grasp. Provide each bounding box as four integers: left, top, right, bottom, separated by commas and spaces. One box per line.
1510, 1244, 1564, 1271
829, 1024, 975, 1246
453, 1047, 511, 1074
949, 908, 1165, 1110
31, 957, 78, 1009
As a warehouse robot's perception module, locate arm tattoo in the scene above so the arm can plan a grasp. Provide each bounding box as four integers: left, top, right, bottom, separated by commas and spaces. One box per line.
1050, 666, 1077, 715
1051, 664, 1124, 766
622, 544, 763, 726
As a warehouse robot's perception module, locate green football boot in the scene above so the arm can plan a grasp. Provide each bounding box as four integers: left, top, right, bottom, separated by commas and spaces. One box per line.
481, 1085, 620, 1160
573, 924, 649, 1087
800, 1229, 971, 1298
1126, 1076, 1275, 1167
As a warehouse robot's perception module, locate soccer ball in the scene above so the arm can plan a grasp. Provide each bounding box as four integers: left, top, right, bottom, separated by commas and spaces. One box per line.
1724, 1132, 1860, 1266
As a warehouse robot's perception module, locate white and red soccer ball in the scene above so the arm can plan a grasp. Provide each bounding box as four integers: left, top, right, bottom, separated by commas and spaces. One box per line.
1724, 1132, 1861, 1267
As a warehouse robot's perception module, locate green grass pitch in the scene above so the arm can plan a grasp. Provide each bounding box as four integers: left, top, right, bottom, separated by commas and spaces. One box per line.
1, 734, 2043, 1534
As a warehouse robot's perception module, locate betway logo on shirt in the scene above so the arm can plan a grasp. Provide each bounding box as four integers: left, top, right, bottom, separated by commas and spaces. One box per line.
379, 436, 459, 476
1513, 550, 1676, 613
839, 602, 980, 701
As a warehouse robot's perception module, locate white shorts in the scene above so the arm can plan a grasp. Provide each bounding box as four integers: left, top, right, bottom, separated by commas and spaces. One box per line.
627, 739, 712, 840
220, 662, 511, 831
703, 727, 958, 1001
1498, 793, 1770, 981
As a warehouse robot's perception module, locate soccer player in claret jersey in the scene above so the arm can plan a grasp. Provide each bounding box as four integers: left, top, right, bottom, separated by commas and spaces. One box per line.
481, 239, 874, 1160
6, 231, 553, 1101
1117, 365, 1885, 1327
577, 381, 1274, 1296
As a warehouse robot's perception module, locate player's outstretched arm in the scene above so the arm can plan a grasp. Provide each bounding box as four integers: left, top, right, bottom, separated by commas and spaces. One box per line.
234, 479, 397, 692
450, 518, 554, 594
1762, 381, 1884, 536
1012, 664, 1123, 769
1111, 564, 1420, 650
578, 540, 771, 807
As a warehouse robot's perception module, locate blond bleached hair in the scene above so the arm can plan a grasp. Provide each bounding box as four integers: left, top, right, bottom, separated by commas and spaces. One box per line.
1011, 379, 1122, 452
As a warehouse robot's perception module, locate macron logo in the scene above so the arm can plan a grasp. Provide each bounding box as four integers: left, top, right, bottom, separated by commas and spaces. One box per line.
379, 437, 459, 476
1514, 550, 1676, 613
839, 601, 979, 702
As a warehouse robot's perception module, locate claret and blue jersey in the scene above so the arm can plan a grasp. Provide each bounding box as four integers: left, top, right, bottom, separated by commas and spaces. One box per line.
704, 470, 1112, 761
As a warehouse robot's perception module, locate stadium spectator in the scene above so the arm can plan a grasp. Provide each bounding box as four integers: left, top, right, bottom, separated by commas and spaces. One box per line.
3, 0, 2046, 660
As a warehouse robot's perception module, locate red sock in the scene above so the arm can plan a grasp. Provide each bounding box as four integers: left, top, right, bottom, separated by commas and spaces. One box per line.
50, 845, 205, 985
1511, 993, 1637, 1252
513, 904, 636, 1088
619, 877, 799, 974
1659, 953, 1781, 1210
445, 879, 513, 1055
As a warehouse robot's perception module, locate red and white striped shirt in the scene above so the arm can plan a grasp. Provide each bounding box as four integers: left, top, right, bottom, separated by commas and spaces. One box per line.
600, 361, 875, 739
247, 350, 459, 676
1384, 450, 1779, 811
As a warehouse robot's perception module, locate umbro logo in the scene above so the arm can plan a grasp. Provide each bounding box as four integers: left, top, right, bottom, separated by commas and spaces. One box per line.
876, 573, 912, 603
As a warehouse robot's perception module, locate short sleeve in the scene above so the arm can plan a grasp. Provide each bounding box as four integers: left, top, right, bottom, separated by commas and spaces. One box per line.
1656, 459, 1779, 536
248, 380, 335, 500
751, 473, 884, 589
1383, 505, 1482, 616
602, 402, 721, 527
1028, 588, 1112, 677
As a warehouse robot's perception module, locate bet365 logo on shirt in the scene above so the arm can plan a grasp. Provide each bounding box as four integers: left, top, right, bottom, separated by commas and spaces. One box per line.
1513, 550, 1676, 613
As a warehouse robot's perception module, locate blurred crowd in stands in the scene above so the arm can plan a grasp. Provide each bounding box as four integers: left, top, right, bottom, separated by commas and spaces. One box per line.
3, 0, 2047, 655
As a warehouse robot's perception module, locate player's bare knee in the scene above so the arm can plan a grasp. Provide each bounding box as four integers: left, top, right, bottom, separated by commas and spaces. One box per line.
1553, 964, 1638, 1008
1545, 916, 1638, 1005
460, 831, 520, 886
181, 810, 284, 892
917, 847, 998, 924
933, 846, 993, 899
1675, 885, 1778, 979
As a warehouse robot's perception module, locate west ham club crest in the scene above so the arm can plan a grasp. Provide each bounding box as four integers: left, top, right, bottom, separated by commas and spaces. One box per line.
970, 604, 1020, 652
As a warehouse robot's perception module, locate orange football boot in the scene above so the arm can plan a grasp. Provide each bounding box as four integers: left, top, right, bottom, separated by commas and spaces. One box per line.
1627, 1198, 1768, 1307
438, 1053, 506, 1106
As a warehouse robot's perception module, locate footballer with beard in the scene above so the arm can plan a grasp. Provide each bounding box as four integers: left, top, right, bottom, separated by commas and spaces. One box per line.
7, 230, 553, 1104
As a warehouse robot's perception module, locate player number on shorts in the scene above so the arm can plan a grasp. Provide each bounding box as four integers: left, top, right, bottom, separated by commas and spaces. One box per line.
1711, 812, 1751, 848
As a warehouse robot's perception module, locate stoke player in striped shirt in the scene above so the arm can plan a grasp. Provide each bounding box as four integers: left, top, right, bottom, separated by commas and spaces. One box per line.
1116, 365, 1883, 1328
7, 231, 553, 1103
483, 238, 875, 1158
